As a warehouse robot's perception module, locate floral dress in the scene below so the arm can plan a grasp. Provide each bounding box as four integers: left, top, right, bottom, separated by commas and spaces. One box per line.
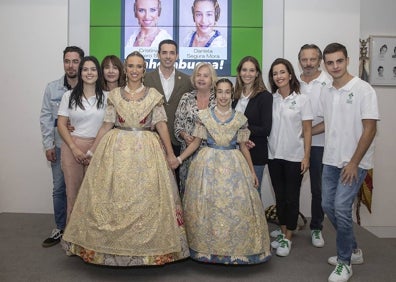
62, 87, 189, 266
183, 108, 272, 264
174, 90, 216, 197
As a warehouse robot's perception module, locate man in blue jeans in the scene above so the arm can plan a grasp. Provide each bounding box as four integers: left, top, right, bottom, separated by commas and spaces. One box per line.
318, 43, 379, 282
40, 46, 84, 247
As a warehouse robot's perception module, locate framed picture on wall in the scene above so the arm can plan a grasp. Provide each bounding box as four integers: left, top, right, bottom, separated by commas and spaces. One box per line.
369, 35, 396, 86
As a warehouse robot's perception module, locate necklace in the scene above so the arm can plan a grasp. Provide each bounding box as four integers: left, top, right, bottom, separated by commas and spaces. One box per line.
214, 106, 232, 116
135, 29, 159, 46
125, 84, 144, 96
195, 31, 214, 43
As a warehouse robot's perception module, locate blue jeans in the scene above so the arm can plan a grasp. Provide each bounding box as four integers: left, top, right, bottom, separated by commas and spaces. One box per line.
51, 147, 67, 230
254, 165, 264, 198
309, 146, 324, 230
322, 165, 367, 264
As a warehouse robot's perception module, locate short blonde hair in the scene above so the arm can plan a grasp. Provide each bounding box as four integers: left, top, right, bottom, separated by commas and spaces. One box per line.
191, 62, 218, 89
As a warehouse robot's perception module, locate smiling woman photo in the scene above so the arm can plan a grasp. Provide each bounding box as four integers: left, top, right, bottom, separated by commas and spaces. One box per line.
125, 0, 171, 48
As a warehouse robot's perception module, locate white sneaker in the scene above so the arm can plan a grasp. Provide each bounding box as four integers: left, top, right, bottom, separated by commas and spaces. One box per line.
271, 233, 284, 249
270, 228, 282, 238
328, 249, 364, 266
276, 238, 292, 257
311, 230, 325, 247
328, 263, 352, 282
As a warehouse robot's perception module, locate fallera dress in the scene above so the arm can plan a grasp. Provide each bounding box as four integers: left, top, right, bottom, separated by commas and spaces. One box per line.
183, 108, 272, 264
62, 87, 189, 266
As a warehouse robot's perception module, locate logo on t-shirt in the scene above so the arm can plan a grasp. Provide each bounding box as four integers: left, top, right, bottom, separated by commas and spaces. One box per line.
346, 92, 354, 104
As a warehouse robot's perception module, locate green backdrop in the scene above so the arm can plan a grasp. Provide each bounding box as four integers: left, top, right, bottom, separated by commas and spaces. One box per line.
90, 0, 262, 76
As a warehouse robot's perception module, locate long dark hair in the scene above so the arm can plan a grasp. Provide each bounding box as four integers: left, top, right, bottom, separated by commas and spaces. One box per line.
234, 56, 267, 100
268, 58, 300, 94
68, 56, 105, 110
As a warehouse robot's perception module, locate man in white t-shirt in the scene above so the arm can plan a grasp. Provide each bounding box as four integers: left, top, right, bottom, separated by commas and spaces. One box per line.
318, 43, 379, 282
298, 44, 331, 248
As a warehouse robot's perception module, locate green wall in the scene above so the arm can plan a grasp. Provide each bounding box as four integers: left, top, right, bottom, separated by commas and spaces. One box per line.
90, 0, 262, 76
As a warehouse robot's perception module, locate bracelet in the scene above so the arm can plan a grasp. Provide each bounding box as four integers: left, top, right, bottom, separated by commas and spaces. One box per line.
177, 156, 183, 164
86, 150, 94, 157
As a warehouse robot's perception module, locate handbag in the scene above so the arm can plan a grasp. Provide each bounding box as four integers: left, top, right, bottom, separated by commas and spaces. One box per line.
265, 205, 308, 230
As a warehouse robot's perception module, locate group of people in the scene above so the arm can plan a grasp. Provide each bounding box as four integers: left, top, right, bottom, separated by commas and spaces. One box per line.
40, 39, 379, 282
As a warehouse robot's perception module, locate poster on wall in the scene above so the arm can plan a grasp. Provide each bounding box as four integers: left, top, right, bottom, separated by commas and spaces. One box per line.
122, 0, 230, 75
90, 0, 262, 76
123, 0, 175, 62
369, 35, 396, 86
177, 0, 230, 75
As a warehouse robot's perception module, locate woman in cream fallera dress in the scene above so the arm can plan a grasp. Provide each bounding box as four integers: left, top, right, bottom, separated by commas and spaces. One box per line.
62, 52, 189, 266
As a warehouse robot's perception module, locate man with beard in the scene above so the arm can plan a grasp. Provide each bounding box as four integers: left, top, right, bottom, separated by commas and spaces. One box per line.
145, 39, 193, 186
297, 44, 331, 248
40, 46, 84, 247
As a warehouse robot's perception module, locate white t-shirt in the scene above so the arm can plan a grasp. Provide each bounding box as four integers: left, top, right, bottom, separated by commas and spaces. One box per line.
299, 71, 332, 147
235, 93, 251, 113
318, 77, 380, 169
58, 90, 108, 138
268, 91, 313, 162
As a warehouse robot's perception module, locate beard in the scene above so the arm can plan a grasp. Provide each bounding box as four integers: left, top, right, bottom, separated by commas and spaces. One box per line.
66, 72, 77, 79
303, 67, 315, 73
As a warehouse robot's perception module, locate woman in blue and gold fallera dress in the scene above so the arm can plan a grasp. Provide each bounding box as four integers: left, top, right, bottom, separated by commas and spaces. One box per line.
177, 78, 271, 264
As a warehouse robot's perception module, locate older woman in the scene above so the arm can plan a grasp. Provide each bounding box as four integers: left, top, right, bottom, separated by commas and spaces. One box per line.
174, 62, 217, 197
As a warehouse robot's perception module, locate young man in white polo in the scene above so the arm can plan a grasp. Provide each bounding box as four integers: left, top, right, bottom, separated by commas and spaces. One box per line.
318, 42, 379, 282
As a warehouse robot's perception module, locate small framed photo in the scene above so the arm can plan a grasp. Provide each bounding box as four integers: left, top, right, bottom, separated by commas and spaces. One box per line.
369, 35, 396, 86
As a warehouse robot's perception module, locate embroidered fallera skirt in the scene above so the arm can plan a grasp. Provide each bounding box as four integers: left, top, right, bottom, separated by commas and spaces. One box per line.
62, 128, 189, 266
183, 146, 272, 264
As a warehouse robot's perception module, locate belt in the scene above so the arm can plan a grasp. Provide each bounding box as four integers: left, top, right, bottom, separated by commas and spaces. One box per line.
207, 143, 237, 150
115, 126, 151, 131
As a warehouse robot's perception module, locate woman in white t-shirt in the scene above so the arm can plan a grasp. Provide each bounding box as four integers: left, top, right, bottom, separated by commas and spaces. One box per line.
267, 58, 313, 257
57, 56, 107, 222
